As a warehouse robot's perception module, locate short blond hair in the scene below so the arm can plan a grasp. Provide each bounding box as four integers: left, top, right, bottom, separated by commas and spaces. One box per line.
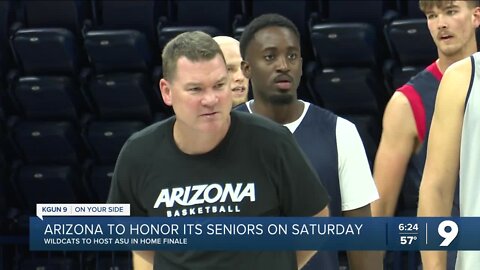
162, 31, 225, 81
419, 0, 479, 13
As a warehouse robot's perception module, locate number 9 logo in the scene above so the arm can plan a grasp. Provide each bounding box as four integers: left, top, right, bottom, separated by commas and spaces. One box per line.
438, 220, 458, 247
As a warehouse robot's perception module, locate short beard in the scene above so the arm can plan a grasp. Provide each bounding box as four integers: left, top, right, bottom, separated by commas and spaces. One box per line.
268, 93, 294, 105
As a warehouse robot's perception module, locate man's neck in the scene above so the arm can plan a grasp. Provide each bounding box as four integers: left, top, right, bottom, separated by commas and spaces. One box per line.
437, 44, 477, 73
251, 99, 304, 124
173, 118, 230, 155
437, 56, 463, 74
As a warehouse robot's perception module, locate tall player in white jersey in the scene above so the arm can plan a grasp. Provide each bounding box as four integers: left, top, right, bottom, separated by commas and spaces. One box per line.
418, 52, 480, 269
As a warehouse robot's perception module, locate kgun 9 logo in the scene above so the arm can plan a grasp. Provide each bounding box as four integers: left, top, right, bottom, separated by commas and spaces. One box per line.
438, 220, 458, 247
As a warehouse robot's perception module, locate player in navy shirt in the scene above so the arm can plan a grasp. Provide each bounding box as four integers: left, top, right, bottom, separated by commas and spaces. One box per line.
236, 13, 381, 270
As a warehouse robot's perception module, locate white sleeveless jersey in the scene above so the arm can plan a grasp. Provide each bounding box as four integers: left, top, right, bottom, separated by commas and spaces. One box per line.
457, 52, 480, 269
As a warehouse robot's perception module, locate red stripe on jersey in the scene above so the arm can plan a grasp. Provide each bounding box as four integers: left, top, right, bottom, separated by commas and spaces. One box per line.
426, 61, 443, 81
397, 84, 426, 142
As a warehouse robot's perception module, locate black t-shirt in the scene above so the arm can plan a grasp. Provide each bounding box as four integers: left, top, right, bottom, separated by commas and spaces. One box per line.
108, 110, 329, 270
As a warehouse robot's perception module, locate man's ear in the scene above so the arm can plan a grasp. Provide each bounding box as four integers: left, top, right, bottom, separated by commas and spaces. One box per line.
241, 60, 251, 79
159, 78, 172, 106
300, 57, 303, 77
473, 7, 480, 28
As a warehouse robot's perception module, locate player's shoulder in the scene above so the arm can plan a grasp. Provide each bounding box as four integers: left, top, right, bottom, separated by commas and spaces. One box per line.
438, 56, 473, 105
384, 91, 413, 118
301, 102, 338, 128
445, 55, 473, 79
307, 103, 338, 118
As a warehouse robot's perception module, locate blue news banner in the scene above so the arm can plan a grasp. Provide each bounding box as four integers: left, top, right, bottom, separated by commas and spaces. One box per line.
29, 217, 480, 251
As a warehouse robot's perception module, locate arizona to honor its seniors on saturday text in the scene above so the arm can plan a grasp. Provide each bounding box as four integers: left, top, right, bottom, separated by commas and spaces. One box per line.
42, 222, 364, 237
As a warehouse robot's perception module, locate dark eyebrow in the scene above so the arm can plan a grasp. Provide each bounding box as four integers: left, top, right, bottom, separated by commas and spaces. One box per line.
184, 82, 202, 89
443, 4, 460, 10
262, 47, 277, 51
425, 3, 459, 14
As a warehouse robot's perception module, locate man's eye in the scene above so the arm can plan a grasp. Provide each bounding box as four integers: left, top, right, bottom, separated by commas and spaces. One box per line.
215, 83, 225, 89
446, 10, 457, 16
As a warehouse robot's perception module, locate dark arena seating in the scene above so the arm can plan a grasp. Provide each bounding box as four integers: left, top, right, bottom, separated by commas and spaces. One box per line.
0, 0, 436, 269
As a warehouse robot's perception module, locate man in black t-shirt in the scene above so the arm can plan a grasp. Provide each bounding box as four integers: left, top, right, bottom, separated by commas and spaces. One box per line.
107, 31, 329, 270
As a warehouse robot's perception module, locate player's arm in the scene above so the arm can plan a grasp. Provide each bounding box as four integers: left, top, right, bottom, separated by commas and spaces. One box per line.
133, 250, 154, 270
296, 207, 330, 269
372, 92, 418, 217
335, 118, 382, 269
418, 57, 471, 270
341, 206, 381, 270
277, 129, 330, 269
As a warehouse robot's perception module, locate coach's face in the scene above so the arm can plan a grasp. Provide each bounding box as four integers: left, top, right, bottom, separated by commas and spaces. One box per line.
159, 54, 232, 134
242, 26, 302, 105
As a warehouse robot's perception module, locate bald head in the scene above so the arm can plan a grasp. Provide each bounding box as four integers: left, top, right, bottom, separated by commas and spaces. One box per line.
214, 36, 249, 107
213, 36, 240, 47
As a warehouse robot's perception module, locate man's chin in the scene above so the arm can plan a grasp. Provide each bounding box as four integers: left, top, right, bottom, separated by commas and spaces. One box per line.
269, 93, 294, 105
232, 96, 248, 106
